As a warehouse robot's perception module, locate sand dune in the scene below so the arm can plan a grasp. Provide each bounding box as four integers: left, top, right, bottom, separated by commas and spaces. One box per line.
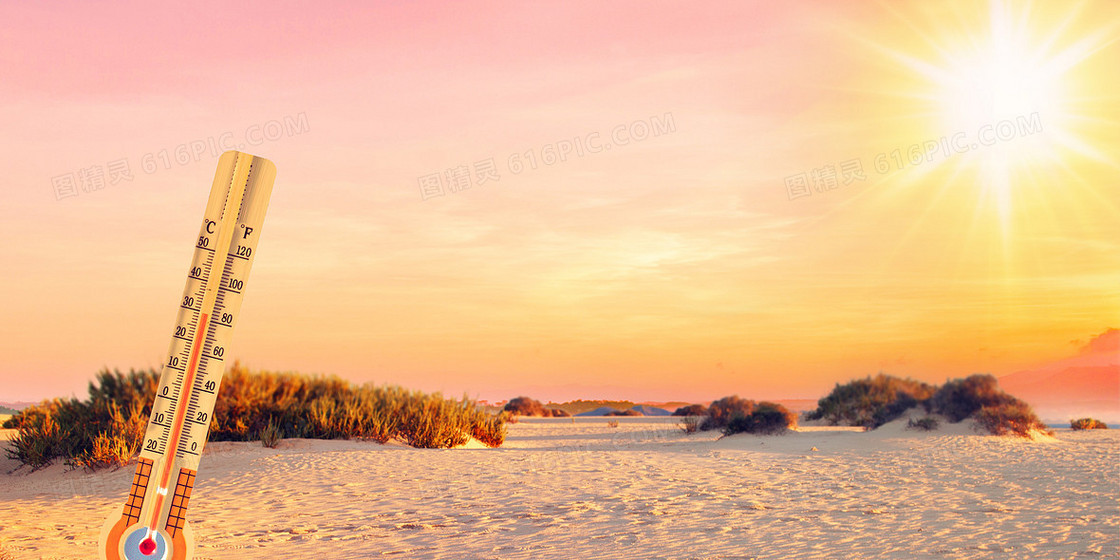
1, 415, 1117, 559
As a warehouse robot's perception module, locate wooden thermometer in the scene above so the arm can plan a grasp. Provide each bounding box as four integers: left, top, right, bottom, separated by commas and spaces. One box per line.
100, 151, 276, 560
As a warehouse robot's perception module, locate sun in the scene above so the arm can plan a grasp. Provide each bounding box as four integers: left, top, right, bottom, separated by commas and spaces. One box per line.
868, 0, 1116, 231
934, 2, 1063, 134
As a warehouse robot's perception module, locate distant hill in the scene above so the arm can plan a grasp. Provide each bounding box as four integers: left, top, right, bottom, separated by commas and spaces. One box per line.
629, 405, 671, 416
999, 328, 1120, 423
576, 406, 625, 417
1000, 364, 1119, 423
552, 400, 636, 415
566, 399, 819, 417
0, 401, 36, 412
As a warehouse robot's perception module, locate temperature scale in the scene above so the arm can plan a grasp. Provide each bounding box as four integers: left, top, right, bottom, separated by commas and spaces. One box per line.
99, 151, 276, 560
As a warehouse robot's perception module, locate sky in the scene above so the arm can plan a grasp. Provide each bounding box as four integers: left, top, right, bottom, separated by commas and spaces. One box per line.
1, 0, 1118, 404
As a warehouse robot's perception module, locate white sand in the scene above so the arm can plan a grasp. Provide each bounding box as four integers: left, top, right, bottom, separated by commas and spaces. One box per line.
1, 415, 1117, 559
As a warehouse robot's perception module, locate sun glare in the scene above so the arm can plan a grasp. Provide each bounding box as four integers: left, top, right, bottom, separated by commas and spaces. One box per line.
936, 3, 1062, 133
871, 0, 1115, 232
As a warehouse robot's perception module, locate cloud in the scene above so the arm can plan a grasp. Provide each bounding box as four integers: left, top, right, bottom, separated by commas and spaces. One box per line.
1080, 328, 1120, 356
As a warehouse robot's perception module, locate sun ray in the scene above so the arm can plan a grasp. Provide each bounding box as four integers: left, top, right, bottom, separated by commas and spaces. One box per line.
846, 0, 1118, 239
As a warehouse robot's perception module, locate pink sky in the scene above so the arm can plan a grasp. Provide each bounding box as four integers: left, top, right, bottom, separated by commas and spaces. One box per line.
1, 1, 1118, 403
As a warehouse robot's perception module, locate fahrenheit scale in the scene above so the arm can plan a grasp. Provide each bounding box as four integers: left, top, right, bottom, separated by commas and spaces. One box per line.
100, 151, 276, 560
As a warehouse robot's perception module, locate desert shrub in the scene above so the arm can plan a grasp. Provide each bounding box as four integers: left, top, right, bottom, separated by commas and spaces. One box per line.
678, 416, 701, 434
503, 396, 547, 417
395, 391, 475, 448
925, 374, 1049, 436
6, 399, 70, 470
1070, 418, 1108, 430
928, 374, 1006, 422
4, 370, 157, 471
973, 400, 1051, 438
503, 396, 567, 418
606, 419, 620, 428
672, 404, 709, 417
469, 407, 508, 447
805, 374, 935, 429
87, 369, 159, 414
259, 421, 282, 448
701, 396, 756, 431
71, 400, 147, 470
907, 416, 940, 431
723, 402, 797, 436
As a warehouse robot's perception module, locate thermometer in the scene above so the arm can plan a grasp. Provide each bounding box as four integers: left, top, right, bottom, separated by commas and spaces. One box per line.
100, 151, 276, 560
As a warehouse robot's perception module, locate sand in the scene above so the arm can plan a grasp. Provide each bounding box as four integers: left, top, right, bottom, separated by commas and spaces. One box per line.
1, 413, 1117, 559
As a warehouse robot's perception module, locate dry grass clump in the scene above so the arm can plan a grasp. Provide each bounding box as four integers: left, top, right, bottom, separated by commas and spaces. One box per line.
502, 396, 568, 418
672, 404, 708, 417
469, 409, 508, 447
906, 416, 940, 431
4, 370, 155, 470
973, 401, 1050, 437
1070, 418, 1108, 430
6, 366, 507, 470
259, 420, 282, 448
677, 415, 701, 434
723, 402, 797, 435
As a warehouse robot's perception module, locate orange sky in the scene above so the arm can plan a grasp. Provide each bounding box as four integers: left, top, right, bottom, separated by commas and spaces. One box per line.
1, 1, 1118, 403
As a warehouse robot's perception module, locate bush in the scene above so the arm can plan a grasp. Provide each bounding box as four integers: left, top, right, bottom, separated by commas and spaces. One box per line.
700, 396, 756, 431
805, 374, 935, 429
72, 401, 147, 469
678, 416, 701, 434
502, 396, 566, 418
6, 366, 508, 470
802, 372, 1048, 437
672, 404, 708, 417
723, 402, 797, 436
4, 370, 156, 471
1070, 418, 1108, 430
974, 401, 1051, 438
259, 421, 282, 448
469, 408, 508, 447
606, 419, 620, 428
928, 374, 1004, 422
926, 374, 1049, 437
906, 416, 940, 431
